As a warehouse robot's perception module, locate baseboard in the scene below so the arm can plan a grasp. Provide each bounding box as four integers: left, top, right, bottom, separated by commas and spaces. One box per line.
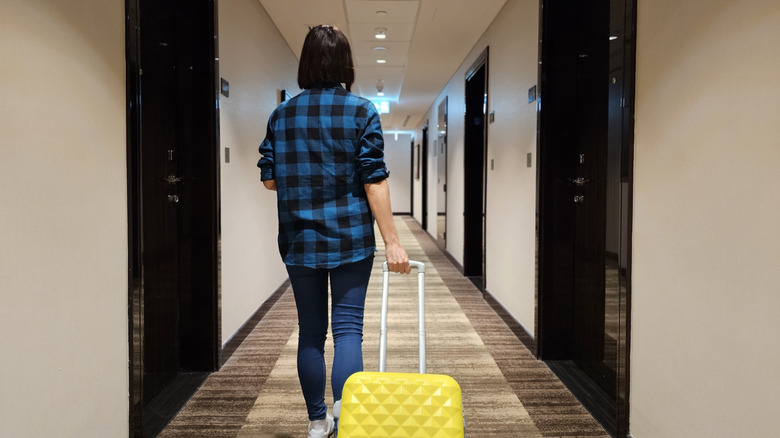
483, 289, 537, 355
392, 212, 411, 216
221, 279, 290, 366
546, 360, 617, 436
402, 216, 462, 273
441, 248, 463, 273
142, 372, 209, 437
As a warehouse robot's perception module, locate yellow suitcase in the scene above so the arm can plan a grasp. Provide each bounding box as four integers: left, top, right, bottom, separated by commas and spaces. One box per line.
338, 261, 465, 438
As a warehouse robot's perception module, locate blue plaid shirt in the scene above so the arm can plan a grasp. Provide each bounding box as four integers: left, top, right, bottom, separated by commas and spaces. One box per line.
258, 83, 390, 268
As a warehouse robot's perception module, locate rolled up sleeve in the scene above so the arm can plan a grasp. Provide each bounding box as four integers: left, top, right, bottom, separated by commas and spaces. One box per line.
257, 113, 276, 181
357, 106, 390, 184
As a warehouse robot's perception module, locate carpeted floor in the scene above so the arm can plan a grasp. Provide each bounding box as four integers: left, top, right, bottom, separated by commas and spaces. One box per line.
160, 217, 608, 438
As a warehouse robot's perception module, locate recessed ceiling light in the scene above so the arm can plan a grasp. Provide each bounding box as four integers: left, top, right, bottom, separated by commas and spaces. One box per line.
373, 46, 388, 52
374, 27, 387, 40
377, 92, 385, 96
376, 10, 387, 16
376, 59, 387, 64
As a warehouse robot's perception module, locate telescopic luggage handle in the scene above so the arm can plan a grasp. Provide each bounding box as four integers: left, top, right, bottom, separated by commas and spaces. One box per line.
379, 260, 426, 374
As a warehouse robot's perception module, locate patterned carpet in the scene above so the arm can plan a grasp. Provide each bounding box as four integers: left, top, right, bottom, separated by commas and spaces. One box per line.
236, 219, 541, 437
160, 217, 607, 438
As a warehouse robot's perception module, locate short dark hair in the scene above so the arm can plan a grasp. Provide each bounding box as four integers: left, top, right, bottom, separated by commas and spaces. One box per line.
297, 25, 355, 91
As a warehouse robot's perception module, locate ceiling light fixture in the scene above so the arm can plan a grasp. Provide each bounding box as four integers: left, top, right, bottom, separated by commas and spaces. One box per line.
376, 80, 385, 97
374, 27, 387, 40
376, 59, 387, 64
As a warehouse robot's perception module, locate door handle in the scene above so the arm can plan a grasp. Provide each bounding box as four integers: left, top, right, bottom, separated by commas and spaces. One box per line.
164, 175, 182, 184
570, 177, 590, 186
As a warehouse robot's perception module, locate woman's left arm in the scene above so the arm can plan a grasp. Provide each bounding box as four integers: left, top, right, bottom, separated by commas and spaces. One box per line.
365, 179, 410, 274
258, 110, 277, 187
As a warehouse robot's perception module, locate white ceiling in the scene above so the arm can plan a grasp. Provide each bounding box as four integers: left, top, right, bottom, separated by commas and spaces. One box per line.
258, 0, 508, 131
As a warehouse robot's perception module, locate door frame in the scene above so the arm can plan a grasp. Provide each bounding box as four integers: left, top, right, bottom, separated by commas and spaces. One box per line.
126, 0, 221, 435
437, 97, 448, 247
463, 48, 489, 290
535, 0, 636, 436
410, 136, 415, 217
421, 124, 429, 231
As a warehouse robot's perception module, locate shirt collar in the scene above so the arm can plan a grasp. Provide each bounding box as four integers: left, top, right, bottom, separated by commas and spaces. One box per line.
310, 82, 345, 90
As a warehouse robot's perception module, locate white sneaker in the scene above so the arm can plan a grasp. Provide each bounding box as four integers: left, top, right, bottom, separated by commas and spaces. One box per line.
307, 413, 335, 438
333, 400, 341, 419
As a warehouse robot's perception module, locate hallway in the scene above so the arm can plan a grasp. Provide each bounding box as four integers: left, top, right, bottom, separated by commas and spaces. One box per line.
5, 1, 780, 436
159, 217, 607, 437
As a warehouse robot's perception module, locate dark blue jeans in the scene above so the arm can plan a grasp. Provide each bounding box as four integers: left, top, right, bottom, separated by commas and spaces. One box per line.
286, 255, 373, 422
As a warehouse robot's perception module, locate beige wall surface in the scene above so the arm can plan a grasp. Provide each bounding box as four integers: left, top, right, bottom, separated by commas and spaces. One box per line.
218, 0, 300, 346
0, 0, 128, 436
631, 1, 780, 436
415, 0, 539, 333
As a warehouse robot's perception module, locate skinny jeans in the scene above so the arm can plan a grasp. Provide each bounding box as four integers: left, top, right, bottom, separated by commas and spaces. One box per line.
286, 255, 373, 422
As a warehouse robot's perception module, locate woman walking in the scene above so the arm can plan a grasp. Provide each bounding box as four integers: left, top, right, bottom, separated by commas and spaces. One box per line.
258, 25, 410, 437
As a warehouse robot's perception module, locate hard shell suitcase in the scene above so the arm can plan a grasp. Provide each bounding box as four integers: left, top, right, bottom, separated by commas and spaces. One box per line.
338, 261, 465, 438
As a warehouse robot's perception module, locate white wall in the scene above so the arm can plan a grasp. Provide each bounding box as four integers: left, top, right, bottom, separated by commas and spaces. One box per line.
218, 0, 300, 346
0, 1, 128, 436
383, 132, 412, 214
414, 0, 539, 332
630, 1, 780, 436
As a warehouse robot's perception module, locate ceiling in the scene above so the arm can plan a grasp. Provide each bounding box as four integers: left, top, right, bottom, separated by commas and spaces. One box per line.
258, 0, 508, 131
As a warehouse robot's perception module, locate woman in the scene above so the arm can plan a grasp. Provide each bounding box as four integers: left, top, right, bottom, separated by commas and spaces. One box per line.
258, 25, 410, 438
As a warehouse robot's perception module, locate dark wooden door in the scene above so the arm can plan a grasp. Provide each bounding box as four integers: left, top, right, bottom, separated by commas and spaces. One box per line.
464, 56, 487, 287
539, 0, 608, 364
538, 0, 635, 435
128, 0, 220, 435
569, 0, 609, 384
140, 0, 182, 402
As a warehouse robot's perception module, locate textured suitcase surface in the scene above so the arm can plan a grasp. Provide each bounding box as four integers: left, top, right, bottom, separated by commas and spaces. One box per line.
339, 372, 463, 438
338, 261, 465, 438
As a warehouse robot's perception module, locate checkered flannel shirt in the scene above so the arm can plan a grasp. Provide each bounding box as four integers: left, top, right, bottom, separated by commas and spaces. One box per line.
258, 83, 390, 269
